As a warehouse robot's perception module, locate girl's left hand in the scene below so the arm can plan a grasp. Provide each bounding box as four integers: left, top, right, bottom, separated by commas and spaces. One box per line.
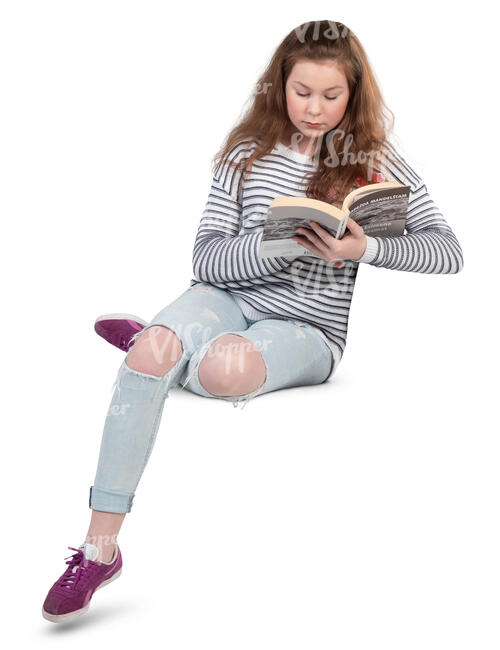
292, 217, 367, 266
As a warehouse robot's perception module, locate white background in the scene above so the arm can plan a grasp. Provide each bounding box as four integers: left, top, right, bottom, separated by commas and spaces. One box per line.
1, 1, 498, 648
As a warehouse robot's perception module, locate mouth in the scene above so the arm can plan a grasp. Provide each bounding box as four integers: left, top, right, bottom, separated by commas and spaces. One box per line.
304, 121, 323, 128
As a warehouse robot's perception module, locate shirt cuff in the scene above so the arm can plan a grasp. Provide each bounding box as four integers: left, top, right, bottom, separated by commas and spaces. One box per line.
354, 236, 379, 264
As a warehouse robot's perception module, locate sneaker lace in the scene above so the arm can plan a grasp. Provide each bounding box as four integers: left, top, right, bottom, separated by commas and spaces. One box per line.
56, 546, 98, 591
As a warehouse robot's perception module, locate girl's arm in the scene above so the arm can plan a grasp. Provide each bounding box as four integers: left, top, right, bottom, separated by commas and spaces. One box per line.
192, 144, 293, 283
355, 150, 464, 273
192, 179, 293, 283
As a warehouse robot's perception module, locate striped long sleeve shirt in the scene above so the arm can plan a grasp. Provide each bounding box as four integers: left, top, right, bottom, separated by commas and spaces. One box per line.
190, 138, 464, 373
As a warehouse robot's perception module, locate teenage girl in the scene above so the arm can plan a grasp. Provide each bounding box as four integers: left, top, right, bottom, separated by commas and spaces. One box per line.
42, 19, 464, 623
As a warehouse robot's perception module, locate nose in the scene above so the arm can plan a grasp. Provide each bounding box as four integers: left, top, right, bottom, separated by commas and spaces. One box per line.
306, 97, 322, 116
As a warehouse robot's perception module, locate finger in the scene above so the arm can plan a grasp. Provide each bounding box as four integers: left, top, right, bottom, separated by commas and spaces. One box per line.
296, 226, 330, 254
346, 217, 363, 236
308, 221, 333, 245
309, 222, 344, 258
292, 236, 325, 258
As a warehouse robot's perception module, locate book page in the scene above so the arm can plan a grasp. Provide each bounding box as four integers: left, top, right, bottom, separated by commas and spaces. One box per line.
349, 186, 411, 237
258, 201, 345, 259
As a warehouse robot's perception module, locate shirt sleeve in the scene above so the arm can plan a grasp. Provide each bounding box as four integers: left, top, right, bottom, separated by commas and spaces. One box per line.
192, 142, 293, 283
356, 236, 380, 264
354, 145, 464, 274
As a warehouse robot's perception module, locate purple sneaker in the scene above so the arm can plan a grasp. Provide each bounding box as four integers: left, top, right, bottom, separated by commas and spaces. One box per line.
42, 543, 122, 623
94, 313, 147, 352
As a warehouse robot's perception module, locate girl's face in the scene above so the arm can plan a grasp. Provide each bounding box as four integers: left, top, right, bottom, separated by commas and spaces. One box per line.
284, 59, 350, 153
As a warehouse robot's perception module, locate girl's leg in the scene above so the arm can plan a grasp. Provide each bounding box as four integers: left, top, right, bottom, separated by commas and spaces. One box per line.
84, 511, 126, 563
87, 324, 185, 561
181, 317, 336, 410
86, 283, 249, 555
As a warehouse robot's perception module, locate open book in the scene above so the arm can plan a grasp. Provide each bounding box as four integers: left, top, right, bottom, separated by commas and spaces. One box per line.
258, 181, 411, 259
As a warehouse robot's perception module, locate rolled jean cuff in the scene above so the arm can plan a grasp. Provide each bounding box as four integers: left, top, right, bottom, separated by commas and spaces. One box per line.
89, 485, 134, 514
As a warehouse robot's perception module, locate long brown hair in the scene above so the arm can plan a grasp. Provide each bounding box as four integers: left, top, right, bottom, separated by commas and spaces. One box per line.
212, 20, 400, 205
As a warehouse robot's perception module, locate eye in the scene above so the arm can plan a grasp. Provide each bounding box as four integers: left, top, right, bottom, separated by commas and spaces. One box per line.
296, 92, 338, 101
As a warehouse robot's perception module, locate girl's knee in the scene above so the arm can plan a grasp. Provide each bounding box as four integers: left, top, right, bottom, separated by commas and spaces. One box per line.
126, 325, 184, 377
198, 334, 267, 396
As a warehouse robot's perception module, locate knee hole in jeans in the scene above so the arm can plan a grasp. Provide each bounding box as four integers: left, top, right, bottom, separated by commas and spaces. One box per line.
197, 333, 267, 397
125, 325, 184, 377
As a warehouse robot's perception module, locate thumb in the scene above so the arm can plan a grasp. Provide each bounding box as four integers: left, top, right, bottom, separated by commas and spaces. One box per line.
347, 217, 363, 237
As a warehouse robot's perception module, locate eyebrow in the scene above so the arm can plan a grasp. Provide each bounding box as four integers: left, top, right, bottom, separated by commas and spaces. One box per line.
293, 81, 344, 91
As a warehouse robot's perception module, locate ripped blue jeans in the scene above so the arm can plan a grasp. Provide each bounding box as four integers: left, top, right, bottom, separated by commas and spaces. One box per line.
89, 282, 335, 513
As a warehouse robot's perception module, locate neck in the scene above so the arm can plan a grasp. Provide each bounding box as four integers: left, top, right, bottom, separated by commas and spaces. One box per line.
282, 128, 323, 158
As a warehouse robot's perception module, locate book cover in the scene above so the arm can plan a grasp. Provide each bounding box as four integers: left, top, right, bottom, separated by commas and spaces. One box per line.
258, 182, 411, 259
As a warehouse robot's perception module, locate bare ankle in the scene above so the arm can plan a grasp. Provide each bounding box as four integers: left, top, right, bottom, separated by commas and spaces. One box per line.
84, 533, 118, 562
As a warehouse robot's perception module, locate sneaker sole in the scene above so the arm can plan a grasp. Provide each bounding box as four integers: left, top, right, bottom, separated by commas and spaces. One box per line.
41, 567, 122, 623
94, 313, 148, 325
94, 313, 148, 352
